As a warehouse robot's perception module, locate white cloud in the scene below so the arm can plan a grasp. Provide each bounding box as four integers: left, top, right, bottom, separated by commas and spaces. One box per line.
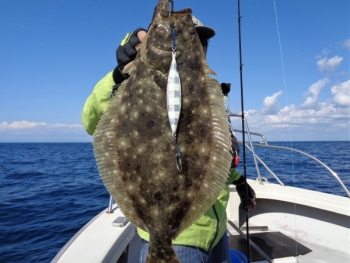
230, 43, 349, 140
0, 121, 43, 130
302, 78, 329, 108
331, 80, 350, 106
316, 55, 343, 74
0, 121, 83, 131
262, 91, 283, 114
342, 39, 350, 50
0, 121, 90, 142
229, 79, 350, 140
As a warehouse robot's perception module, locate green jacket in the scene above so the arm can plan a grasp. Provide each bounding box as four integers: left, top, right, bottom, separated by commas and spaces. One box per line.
81, 71, 115, 135
82, 71, 243, 251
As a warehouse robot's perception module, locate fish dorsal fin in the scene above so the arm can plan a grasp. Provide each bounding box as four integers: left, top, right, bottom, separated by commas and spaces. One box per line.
93, 80, 147, 231
175, 76, 232, 236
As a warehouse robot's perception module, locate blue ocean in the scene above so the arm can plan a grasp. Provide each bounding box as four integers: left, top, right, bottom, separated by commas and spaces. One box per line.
0, 141, 349, 262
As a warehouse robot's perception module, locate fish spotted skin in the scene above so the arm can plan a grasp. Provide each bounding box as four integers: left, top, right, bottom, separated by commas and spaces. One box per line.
93, 1, 232, 262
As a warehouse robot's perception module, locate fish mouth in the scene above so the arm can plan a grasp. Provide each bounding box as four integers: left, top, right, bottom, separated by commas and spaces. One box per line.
157, 6, 192, 63
157, 0, 192, 18
152, 0, 192, 23
143, 2, 192, 71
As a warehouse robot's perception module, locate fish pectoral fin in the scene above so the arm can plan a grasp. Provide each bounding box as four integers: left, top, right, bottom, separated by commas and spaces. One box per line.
122, 61, 136, 75
201, 57, 217, 75
203, 64, 217, 75
153, 73, 167, 90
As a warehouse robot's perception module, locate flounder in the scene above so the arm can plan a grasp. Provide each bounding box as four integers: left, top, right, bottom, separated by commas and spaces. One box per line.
93, 1, 232, 262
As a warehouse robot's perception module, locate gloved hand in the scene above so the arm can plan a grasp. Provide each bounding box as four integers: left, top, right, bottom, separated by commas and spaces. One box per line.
116, 28, 147, 69
221, 83, 231, 95
236, 183, 256, 211
113, 28, 147, 85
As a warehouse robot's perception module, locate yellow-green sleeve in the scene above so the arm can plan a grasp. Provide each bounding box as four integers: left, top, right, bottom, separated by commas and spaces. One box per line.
81, 71, 115, 135
227, 168, 242, 185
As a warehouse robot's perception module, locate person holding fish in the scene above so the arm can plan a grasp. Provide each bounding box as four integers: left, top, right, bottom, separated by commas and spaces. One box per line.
82, 9, 256, 263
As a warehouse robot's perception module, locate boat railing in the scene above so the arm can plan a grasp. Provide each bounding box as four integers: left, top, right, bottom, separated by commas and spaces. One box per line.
106, 112, 350, 211
107, 195, 114, 213
228, 112, 350, 198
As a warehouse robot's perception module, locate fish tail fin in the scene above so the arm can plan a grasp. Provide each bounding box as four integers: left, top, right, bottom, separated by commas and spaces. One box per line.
146, 234, 180, 263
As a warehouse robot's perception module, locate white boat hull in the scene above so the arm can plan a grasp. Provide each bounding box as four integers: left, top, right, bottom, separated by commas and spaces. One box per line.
52, 179, 350, 263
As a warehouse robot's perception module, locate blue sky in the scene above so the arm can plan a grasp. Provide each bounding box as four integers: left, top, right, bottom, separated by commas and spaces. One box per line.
0, 0, 349, 142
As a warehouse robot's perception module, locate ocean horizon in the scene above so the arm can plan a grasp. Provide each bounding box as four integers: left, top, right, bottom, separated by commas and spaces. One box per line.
1, 140, 349, 143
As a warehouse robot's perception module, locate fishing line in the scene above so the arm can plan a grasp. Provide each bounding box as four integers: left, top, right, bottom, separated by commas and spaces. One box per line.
273, 0, 298, 255
273, 0, 294, 148
237, 0, 252, 262
273, 0, 288, 102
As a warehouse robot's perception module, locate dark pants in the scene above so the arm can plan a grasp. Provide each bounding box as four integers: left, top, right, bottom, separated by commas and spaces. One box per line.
139, 232, 231, 263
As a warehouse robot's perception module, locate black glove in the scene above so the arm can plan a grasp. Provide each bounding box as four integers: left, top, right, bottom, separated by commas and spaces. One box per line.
236, 183, 256, 209
113, 28, 147, 85
116, 28, 147, 70
221, 83, 231, 95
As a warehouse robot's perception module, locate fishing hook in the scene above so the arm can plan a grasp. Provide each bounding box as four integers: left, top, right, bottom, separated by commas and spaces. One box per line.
173, 136, 183, 172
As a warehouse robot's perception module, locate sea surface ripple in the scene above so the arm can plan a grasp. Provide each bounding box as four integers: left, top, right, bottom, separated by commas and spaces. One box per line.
0, 141, 349, 262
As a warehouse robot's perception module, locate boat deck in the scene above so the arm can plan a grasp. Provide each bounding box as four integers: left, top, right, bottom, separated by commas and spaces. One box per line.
126, 225, 350, 263
52, 181, 350, 263
227, 222, 350, 263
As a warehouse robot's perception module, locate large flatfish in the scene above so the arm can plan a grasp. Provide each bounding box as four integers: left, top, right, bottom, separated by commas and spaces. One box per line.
93, 1, 232, 262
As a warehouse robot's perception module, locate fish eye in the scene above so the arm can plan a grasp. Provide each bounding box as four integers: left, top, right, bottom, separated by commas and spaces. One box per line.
188, 26, 196, 35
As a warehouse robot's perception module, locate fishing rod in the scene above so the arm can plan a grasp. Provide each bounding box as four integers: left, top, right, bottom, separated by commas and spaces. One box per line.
237, 0, 252, 262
